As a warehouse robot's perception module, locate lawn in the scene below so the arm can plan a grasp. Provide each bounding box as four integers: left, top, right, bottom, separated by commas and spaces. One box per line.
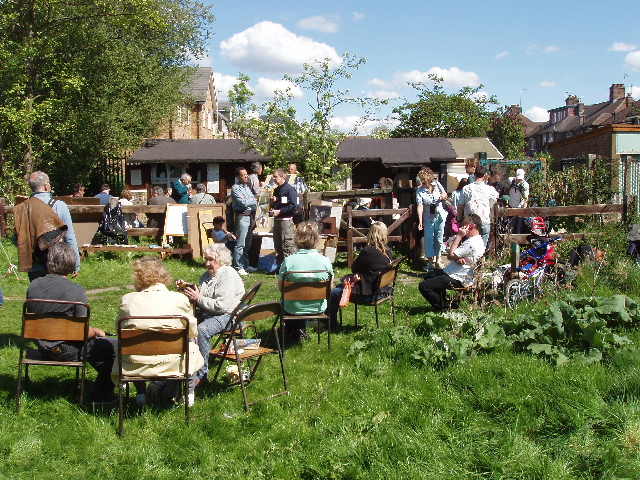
2, 236, 640, 480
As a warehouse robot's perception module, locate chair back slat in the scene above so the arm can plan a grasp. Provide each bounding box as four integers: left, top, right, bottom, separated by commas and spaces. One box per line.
283, 281, 331, 302
119, 328, 186, 356
22, 314, 88, 342
236, 301, 282, 325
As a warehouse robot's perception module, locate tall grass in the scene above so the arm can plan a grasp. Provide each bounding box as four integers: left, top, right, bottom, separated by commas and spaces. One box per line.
1, 238, 640, 479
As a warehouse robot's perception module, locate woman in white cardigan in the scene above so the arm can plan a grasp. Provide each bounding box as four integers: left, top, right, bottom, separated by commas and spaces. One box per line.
176, 243, 245, 386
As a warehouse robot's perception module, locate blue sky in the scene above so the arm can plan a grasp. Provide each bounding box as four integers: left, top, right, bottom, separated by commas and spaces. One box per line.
197, 0, 640, 133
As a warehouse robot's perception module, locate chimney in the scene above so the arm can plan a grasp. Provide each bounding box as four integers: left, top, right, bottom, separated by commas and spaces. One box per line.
566, 95, 579, 106
610, 83, 625, 102
509, 104, 522, 116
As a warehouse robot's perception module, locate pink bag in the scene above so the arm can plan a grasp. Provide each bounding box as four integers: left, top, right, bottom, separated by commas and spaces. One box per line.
338, 279, 353, 308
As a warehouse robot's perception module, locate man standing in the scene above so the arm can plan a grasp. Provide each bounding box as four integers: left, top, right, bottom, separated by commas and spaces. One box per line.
94, 184, 112, 205
247, 161, 264, 196
14, 171, 80, 281
508, 168, 530, 234
288, 163, 308, 198
171, 173, 192, 204
271, 168, 298, 267
457, 165, 498, 247
231, 167, 257, 275
487, 170, 505, 196
418, 215, 485, 311
26, 242, 117, 403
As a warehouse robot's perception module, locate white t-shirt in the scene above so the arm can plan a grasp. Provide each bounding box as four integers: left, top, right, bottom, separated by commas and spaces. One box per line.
443, 235, 485, 286
461, 182, 498, 224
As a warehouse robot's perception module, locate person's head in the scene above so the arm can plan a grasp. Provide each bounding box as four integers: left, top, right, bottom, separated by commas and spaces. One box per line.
272, 167, 286, 186
359, 197, 372, 208
455, 178, 469, 191
488, 170, 500, 183
152, 186, 164, 196
515, 168, 525, 183
250, 161, 263, 175
202, 243, 232, 274
100, 184, 110, 193
180, 173, 191, 185
195, 183, 207, 194
294, 221, 319, 249
367, 221, 388, 252
212, 216, 225, 230
474, 165, 487, 180
46, 242, 76, 276
131, 256, 172, 292
465, 158, 479, 174
28, 171, 50, 193
417, 167, 436, 186
288, 163, 298, 174
235, 167, 248, 185
462, 214, 482, 236
120, 189, 133, 201
73, 184, 85, 196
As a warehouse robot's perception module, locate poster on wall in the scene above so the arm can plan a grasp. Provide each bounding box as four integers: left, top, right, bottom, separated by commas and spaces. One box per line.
130, 168, 142, 186
207, 163, 220, 194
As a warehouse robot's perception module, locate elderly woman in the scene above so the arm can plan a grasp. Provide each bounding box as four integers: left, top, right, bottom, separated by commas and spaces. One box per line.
176, 243, 245, 385
278, 221, 333, 342
114, 256, 204, 407
327, 221, 393, 330
118, 189, 142, 228
416, 167, 448, 271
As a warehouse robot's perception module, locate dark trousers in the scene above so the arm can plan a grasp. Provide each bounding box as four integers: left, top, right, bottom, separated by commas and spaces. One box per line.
42, 337, 117, 400
418, 271, 463, 311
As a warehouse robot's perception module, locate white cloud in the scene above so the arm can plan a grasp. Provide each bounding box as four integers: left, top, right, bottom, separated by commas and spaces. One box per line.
296, 15, 339, 33
525, 44, 560, 55
212, 73, 247, 101
495, 51, 509, 59
470, 90, 491, 102
366, 78, 393, 88
539, 81, 558, 88
331, 116, 399, 135
542, 45, 559, 54
352, 12, 364, 21
366, 90, 401, 100
525, 106, 549, 122
220, 21, 341, 74
609, 42, 637, 52
253, 77, 304, 102
630, 85, 640, 100
625, 51, 640, 71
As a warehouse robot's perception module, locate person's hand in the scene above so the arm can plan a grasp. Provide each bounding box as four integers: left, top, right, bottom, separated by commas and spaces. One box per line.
440, 192, 448, 201
418, 221, 423, 231
271, 209, 280, 217
457, 224, 470, 236
71, 271, 79, 278
183, 285, 200, 302
92, 327, 105, 338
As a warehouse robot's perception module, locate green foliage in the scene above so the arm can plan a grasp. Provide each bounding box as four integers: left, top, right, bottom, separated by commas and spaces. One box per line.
231, 53, 388, 192
487, 106, 526, 159
391, 75, 499, 138
0, 0, 214, 197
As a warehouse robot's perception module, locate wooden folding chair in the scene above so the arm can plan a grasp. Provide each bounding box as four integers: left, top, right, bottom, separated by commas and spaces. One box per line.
210, 301, 287, 412
16, 300, 91, 412
280, 271, 333, 350
441, 258, 486, 309
116, 316, 191, 437
339, 256, 405, 328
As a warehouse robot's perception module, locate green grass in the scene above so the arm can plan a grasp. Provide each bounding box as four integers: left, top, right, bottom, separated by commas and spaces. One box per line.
2, 238, 640, 479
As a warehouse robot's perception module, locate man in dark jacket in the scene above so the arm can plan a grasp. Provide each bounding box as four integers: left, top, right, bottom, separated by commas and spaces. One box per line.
271, 168, 298, 267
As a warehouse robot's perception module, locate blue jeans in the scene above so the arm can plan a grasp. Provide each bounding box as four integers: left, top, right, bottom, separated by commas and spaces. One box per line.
195, 313, 231, 381
481, 222, 491, 248
233, 214, 253, 270
423, 213, 445, 258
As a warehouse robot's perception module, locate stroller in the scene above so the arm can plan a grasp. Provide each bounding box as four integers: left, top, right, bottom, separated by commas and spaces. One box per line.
628, 224, 640, 267
492, 217, 564, 307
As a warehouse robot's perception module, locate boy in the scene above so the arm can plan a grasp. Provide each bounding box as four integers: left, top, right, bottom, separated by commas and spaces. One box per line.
208, 216, 236, 250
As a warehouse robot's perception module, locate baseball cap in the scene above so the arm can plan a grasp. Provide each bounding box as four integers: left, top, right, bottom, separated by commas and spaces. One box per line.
515, 169, 525, 180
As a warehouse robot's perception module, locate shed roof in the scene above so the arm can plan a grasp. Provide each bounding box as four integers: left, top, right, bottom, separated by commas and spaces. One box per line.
447, 138, 504, 160
128, 139, 264, 163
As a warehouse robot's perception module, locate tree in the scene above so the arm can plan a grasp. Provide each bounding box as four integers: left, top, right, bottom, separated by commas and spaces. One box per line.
391, 74, 498, 138
0, 0, 214, 197
230, 53, 387, 191
488, 107, 526, 159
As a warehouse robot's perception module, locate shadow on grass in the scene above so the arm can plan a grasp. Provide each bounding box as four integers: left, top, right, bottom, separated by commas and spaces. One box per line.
0, 333, 22, 348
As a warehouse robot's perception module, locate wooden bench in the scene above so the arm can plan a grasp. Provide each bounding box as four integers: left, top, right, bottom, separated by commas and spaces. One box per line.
79, 244, 192, 260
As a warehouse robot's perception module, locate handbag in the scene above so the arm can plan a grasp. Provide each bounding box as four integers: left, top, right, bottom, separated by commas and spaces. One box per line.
338, 279, 352, 308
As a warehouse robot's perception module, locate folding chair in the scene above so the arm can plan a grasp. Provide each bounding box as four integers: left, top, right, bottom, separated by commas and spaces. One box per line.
339, 256, 405, 328
116, 316, 191, 437
280, 271, 333, 350
16, 300, 91, 412
442, 258, 486, 309
210, 301, 287, 412
209, 281, 262, 352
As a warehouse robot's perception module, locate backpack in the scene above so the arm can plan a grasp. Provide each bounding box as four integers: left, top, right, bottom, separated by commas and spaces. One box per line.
98, 199, 128, 244
293, 204, 305, 225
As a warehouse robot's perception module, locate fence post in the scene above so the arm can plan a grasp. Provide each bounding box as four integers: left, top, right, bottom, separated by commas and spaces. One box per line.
0, 198, 5, 238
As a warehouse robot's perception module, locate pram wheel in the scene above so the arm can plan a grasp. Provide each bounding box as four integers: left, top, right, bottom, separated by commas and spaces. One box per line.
504, 278, 534, 307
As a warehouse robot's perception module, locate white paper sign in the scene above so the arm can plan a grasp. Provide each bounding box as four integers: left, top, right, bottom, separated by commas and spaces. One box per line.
207, 163, 220, 193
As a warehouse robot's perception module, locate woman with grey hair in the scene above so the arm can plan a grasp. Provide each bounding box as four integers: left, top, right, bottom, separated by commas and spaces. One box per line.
189, 183, 216, 204
176, 243, 245, 385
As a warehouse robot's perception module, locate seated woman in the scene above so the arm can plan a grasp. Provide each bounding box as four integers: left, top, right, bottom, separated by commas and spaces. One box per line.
114, 256, 204, 407
278, 221, 333, 342
176, 243, 245, 385
118, 189, 143, 229
328, 221, 393, 329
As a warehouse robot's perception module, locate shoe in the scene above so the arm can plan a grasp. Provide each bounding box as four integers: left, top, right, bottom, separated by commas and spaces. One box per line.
237, 269, 248, 276
135, 393, 147, 407
434, 261, 445, 269
187, 392, 195, 408
287, 328, 310, 343
194, 375, 208, 389
423, 264, 434, 272
245, 266, 257, 273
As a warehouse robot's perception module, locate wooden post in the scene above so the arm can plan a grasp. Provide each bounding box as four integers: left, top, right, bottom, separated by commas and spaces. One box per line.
0, 198, 5, 238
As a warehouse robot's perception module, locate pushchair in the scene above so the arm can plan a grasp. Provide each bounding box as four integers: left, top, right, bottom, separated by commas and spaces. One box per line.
628, 224, 640, 267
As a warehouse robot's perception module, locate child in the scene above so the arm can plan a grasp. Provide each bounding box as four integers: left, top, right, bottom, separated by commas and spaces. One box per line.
208, 216, 236, 250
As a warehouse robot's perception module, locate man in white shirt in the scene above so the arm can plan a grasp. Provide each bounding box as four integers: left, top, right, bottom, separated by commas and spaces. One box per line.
418, 214, 485, 311
457, 166, 498, 247
508, 168, 530, 234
